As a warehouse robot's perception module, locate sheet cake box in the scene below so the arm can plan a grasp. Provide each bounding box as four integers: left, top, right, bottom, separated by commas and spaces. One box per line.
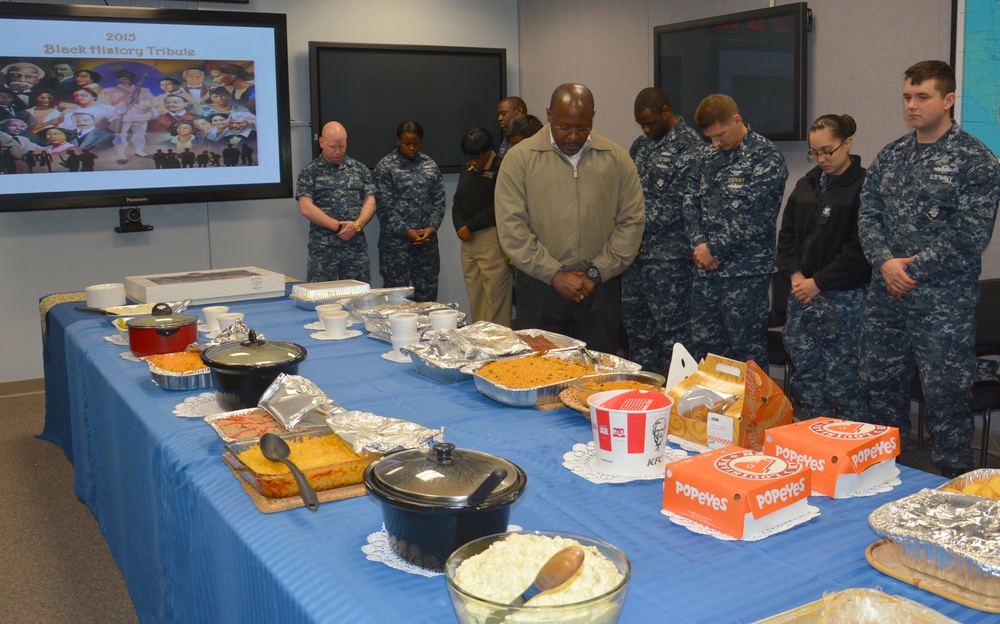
665, 346, 793, 451
124, 266, 286, 305
662, 445, 812, 539
763, 417, 900, 498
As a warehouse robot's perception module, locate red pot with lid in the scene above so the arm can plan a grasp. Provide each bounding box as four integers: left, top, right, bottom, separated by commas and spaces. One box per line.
125, 303, 199, 357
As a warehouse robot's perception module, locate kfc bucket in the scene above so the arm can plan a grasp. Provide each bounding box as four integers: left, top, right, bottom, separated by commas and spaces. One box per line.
589, 389, 673, 476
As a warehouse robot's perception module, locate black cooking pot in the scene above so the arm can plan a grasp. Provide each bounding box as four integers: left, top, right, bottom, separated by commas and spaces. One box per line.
363, 442, 527, 571
200, 330, 307, 410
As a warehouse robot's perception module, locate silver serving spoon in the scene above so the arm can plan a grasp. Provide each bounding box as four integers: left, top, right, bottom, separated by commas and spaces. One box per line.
513, 546, 585, 606
259, 433, 319, 512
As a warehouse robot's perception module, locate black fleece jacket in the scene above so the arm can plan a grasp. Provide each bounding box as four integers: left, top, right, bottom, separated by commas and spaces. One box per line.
776, 155, 871, 292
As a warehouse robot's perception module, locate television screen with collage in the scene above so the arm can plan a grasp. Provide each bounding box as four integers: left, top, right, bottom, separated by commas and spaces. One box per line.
0, 3, 292, 212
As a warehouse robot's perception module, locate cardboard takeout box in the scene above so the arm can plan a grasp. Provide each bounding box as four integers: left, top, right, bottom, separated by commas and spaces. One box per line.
665, 346, 793, 451
662, 445, 812, 539
763, 417, 900, 498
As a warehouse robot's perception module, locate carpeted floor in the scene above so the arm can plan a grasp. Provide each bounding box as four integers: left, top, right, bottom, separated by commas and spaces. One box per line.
0, 393, 138, 624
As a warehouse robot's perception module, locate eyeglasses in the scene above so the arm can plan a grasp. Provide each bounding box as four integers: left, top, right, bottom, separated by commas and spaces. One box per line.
553, 124, 592, 136
806, 140, 846, 161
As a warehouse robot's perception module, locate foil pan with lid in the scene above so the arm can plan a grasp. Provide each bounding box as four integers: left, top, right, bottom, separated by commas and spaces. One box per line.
399, 321, 532, 383
362, 302, 466, 342
868, 484, 1000, 596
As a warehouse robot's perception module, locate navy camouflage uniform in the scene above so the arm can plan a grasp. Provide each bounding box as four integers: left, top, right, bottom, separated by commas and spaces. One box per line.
497, 137, 511, 159
858, 123, 1000, 470
295, 154, 376, 283
777, 155, 871, 421
374, 149, 446, 302
623, 117, 702, 374
683, 126, 789, 364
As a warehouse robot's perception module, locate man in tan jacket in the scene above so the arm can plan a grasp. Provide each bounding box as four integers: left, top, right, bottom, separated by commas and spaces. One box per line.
495, 83, 645, 353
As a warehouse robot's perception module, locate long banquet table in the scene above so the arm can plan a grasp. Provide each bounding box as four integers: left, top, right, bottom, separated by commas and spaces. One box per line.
39, 291, 991, 623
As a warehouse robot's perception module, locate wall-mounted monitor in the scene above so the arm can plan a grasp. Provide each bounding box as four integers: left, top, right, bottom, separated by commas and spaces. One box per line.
0, 2, 292, 213
655, 3, 811, 142
309, 43, 506, 173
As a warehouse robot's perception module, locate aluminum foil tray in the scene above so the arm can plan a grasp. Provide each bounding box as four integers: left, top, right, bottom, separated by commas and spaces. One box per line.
291, 280, 371, 310
148, 362, 213, 391
340, 287, 414, 312
462, 349, 640, 408
868, 479, 1000, 597
204, 408, 328, 443
405, 350, 471, 384
515, 328, 585, 352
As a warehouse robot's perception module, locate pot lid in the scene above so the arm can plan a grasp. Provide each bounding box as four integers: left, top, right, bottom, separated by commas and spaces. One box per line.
125, 302, 199, 329
202, 330, 306, 367
366, 442, 526, 509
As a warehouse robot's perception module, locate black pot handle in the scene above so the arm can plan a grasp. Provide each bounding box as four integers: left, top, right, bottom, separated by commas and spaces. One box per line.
467, 468, 507, 508
151, 302, 173, 316
156, 327, 180, 337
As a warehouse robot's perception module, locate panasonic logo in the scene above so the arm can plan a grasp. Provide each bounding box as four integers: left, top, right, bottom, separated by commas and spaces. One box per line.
675, 481, 728, 511
851, 438, 897, 467
773, 445, 825, 472
754, 478, 807, 509
126, 197, 149, 203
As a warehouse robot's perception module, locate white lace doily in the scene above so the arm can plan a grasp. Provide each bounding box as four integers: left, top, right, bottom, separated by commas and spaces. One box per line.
305, 320, 356, 331
562, 442, 687, 484
103, 334, 129, 346
119, 351, 142, 362
381, 351, 411, 363
310, 329, 363, 341
661, 505, 820, 542
362, 523, 523, 577
825, 468, 902, 499
173, 391, 229, 418
668, 434, 710, 454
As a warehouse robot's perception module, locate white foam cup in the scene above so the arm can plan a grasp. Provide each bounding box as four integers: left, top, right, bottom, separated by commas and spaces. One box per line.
388, 312, 419, 338
429, 309, 459, 330
202, 306, 229, 331
391, 333, 418, 358
589, 389, 674, 476
216, 312, 244, 332
315, 303, 343, 323
321, 310, 350, 338
85, 283, 126, 309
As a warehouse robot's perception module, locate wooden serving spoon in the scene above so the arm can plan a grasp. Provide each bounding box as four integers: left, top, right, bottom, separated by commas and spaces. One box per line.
513, 546, 585, 606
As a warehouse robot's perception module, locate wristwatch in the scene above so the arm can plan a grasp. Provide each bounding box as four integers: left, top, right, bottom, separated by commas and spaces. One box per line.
354, 220, 362, 232
586, 265, 602, 285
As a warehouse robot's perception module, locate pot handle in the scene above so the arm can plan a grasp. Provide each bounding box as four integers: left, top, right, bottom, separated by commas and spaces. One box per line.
156, 327, 180, 337
467, 468, 507, 508
151, 302, 173, 316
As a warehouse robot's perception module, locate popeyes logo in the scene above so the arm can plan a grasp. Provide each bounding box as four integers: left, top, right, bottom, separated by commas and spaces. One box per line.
714, 450, 797, 480
809, 420, 886, 441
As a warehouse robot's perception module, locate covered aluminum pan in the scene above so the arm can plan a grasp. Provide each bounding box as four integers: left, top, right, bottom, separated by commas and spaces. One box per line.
461, 349, 640, 408
364, 305, 466, 342
405, 350, 471, 384
868, 480, 1000, 597
340, 287, 415, 314
291, 280, 370, 301
399, 322, 536, 383
149, 364, 213, 391
204, 407, 330, 443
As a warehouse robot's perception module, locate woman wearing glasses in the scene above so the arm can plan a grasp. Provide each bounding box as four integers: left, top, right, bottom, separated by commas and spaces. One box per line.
776, 114, 872, 421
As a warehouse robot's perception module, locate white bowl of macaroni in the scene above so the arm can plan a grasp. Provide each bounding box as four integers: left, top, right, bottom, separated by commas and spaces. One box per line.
444, 530, 630, 624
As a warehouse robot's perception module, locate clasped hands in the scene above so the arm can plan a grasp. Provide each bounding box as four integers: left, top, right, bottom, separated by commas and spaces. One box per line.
406, 228, 435, 246
552, 270, 594, 303
790, 272, 821, 305
881, 256, 917, 299
693, 243, 721, 271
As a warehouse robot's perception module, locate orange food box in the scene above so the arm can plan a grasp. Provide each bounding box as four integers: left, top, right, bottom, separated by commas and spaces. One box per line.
662, 445, 812, 539
666, 349, 793, 451
763, 417, 900, 498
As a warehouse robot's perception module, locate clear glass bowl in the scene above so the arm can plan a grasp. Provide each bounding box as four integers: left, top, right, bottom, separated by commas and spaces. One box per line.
444, 530, 631, 624
571, 371, 666, 406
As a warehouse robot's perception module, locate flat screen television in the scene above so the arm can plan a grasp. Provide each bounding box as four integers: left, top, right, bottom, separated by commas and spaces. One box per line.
654, 3, 811, 141
0, 2, 292, 213
309, 43, 506, 173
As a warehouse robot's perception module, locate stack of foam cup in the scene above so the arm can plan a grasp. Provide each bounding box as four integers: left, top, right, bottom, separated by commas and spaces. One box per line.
388, 312, 419, 357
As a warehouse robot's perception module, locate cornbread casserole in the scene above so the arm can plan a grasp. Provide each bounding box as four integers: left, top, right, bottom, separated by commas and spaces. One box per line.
237, 433, 359, 474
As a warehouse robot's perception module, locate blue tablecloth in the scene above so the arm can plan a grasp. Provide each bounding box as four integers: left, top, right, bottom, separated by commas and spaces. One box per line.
39, 295, 991, 623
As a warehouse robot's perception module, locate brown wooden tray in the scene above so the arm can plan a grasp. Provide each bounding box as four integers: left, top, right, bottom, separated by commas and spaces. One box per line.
231, 467, 366, 513
866, 539, 1000, 613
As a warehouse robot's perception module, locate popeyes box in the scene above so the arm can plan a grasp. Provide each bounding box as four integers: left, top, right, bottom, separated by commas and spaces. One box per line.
124, 266, 286, 305
590, 389, 674, 477
665, 345, 793, 451
662, 445, 812, 539
763, 417, 900, 498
